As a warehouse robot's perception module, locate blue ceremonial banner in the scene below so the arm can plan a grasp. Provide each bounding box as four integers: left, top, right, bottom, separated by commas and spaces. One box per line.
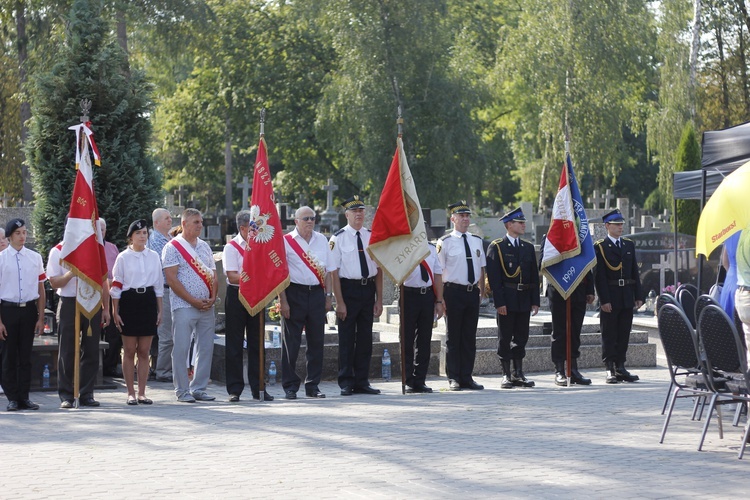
541, 154, 597, 300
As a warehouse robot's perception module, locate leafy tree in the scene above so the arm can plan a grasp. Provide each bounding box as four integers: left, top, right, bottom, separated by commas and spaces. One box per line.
674, 122, 701, 234
26, 0, 160, 253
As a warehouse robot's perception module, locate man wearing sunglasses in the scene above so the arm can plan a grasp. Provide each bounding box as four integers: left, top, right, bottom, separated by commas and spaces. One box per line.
278, 207, 335, 399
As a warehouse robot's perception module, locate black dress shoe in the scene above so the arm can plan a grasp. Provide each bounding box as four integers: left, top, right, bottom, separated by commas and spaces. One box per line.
406, 384, 433, 394
353, 385, 381, 395
228, 394, 240, 402
305, 389, 326, 398
448, 379, 462, 391
19, 399, 40, 410
252, 391, 274, 401
615, 366, 639, 382
7, 401, 19, 411
285, 390, 297, 400
340, 386, 353, 396
80, 397, 100, 407
461, 380, 484, 390
60, 400, 74, 409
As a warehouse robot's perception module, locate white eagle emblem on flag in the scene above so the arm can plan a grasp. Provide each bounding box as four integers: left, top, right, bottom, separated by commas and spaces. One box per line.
249, 205, 275, 243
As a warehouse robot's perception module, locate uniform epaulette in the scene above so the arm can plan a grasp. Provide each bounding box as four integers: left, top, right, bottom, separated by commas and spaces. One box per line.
622, 236, 632, 242
519, 237, 531, 245
471, 233, 482, 239
334, 228, 345, 236
490, 237, 504, 246
439, 234, 450, 241
364, 228, 371, 232
594, 238, 604, 245
428, 241, 436, 247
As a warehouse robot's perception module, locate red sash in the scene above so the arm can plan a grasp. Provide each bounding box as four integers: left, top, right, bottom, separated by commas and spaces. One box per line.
420, 261, 436, 295
284, 234, 325, 287
169, 239, 214, 296
229, 240, 244, 257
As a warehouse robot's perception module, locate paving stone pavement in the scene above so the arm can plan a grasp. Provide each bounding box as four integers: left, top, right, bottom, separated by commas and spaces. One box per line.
1, 366, 748, 499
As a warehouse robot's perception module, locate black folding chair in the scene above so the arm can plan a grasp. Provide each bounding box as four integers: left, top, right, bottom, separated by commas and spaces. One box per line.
694, 294, 719, 327
696, 305, 749, 457
677, 287, 697, 328
658, 304, 710, 444
677, 283, 699, 300
657, 293, 680, 314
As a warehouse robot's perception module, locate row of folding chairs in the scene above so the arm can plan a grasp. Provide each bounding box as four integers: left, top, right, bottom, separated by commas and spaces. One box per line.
658, 299, 750, 458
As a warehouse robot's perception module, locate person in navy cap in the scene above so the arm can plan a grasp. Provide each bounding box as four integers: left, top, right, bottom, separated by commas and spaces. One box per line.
487, 208, 540, 388
0, 218, 46, 411
436, 201, 486, 391
594, 208, 643, 383
330, 195, 383, 396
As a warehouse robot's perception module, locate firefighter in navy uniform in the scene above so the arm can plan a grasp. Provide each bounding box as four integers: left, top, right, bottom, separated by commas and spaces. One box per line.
593, 209, 643, 384
487, 208, 540, 389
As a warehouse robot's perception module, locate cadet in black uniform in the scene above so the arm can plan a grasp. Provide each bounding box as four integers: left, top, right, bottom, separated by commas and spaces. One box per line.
487, 208, 540, 389
330, 196, 383, 396
593, 209, 643, 383
437, 201, 486, 391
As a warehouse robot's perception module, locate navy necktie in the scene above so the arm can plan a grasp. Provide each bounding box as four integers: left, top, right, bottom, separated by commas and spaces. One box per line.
356, 231, 369, 279
420, 262, 429, 283
463, 234, 475, 284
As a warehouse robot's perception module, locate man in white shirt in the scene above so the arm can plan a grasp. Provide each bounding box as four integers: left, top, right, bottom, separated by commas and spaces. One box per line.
278, 206, 336, 399
147, 208, 174, 382
162, 208, 218, 403
0, 219, 46, 411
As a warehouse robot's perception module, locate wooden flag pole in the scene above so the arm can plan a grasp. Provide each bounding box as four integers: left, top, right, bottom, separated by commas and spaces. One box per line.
399, 285, 406, 395
565, 297, 572, 388
73, 300, 81, 408
259, 312, 265, 401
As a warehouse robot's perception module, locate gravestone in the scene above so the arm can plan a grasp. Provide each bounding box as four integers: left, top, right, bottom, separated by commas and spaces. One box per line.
319, 178, 339, 233
236, 175, 252, 211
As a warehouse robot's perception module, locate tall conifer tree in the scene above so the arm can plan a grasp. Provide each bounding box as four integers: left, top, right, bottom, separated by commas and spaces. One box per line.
26, 0, 159, 253
674, 122, 701, 235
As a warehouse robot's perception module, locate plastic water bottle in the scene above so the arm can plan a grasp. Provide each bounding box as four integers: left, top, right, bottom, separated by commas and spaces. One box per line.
381, 349, 391, 381
42, 364, 50, 388
268, 361, 277, 385
272, 326, 280, 348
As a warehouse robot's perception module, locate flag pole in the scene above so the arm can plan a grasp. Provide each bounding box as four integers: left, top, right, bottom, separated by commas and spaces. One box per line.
258, 107, 266, 402
564, 128, 572, 388
396, 107, 407, 395
73, 298, 81, 408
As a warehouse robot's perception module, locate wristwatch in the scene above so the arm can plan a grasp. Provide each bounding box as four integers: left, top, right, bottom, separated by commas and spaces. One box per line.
326, 292, 333, 297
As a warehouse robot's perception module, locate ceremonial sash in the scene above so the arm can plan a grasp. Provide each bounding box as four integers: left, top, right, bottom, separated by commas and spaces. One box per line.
229, 239, 245, 257
420, 260, 436, 296
284, 234, 325, 287
169, 237, 214, 296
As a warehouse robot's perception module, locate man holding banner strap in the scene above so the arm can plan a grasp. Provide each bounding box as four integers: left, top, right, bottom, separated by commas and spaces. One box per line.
279, 206, 335, 400
594, 209, 643, 384
487, 207, 539, 389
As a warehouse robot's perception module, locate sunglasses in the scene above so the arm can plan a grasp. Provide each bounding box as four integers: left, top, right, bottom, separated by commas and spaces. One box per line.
298, 216, 316, 222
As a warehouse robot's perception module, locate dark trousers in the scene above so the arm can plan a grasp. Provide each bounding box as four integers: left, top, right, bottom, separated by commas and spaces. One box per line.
281, 284, 325, 392
402, 288, 435, 387
0, 303, 38, 401
101, 320, 122, 374
444, 285, 479, 383
57, 297, 102, 401
496, 310, 531, 361
599, 307, 634, 364
225, 286, 263, 397
337, 279, 375, 389
550, 297, 587, 362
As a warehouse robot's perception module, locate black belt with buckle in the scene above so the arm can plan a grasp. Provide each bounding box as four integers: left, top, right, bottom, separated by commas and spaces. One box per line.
608, 279, 636, 287
289, 282, 322, 291
504, 283, 531, 291
404, 286, 432, 295
342, 277, 375, 286
126, 286, 154, 294
444, 282, 477, 292
1, 300, 36, 308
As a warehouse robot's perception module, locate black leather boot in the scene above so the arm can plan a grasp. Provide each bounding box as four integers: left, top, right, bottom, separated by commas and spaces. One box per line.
554, 360, 567, 386
605, 361, 619, 384
570, 358, 592, 385
615, 362, 639, 382
500, 360, 514, 389
512, 359, 535, 387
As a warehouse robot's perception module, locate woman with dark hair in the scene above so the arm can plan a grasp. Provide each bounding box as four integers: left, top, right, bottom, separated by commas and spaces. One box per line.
111, 220, 163, 405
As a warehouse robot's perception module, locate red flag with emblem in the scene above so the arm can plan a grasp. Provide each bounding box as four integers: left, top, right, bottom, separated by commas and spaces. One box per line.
59, 122, 108, 319
239, 137, 290, 316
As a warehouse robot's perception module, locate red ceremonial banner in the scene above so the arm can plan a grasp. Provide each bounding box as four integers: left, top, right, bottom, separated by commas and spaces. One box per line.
239, 137, 290, 316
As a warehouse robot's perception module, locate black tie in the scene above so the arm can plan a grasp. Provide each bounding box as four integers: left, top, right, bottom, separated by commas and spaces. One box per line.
356, 231, 369, 279
420, 262, 429, 283
616, 239, 621, 249
463, 234, 475, 284
514, 239, 519, 248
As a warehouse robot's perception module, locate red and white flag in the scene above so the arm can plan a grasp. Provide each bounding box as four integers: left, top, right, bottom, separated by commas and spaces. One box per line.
239, 137, 290, 316
540, 158, 581, 268
367, 137, 429, 284
60, 122, 108, 319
